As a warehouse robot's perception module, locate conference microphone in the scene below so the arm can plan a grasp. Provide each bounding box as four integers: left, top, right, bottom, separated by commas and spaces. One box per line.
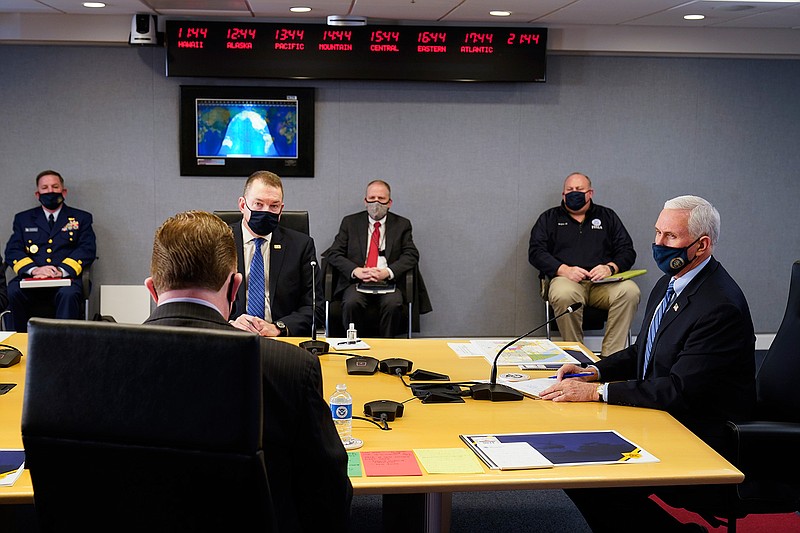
471, 302, 583, 402
299, 260, 330, 356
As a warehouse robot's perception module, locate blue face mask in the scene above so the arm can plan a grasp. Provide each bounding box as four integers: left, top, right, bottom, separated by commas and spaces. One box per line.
564, 191, 587, 211
38, 192, 64, 211
652, 237, 701, 275
246, 204, 280, 236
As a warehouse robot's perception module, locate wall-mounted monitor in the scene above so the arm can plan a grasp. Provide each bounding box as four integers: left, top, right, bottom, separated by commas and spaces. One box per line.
179, 85, 315, 177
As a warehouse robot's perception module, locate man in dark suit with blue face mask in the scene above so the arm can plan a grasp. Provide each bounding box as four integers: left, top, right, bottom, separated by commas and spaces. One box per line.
4, 170, 96, 332
227, 170, 322, 338
540, 195, 756, 532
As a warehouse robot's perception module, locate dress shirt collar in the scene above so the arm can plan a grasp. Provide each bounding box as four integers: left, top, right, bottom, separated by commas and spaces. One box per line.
157, 296, 227, 317
43, 206, 63, 222
672, 255, 712, 297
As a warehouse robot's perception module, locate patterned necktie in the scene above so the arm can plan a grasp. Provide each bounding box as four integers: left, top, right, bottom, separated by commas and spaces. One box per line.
642, 279, 675, 378
366, 221, 381, 268
48, 214, 55, 230
247, 238, 266, 319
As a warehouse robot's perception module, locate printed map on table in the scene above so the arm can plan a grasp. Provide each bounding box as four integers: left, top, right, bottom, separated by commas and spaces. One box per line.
472, 339, 580, 366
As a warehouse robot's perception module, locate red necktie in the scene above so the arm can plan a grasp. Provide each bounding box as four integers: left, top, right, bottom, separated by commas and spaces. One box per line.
366, 222, 381, 267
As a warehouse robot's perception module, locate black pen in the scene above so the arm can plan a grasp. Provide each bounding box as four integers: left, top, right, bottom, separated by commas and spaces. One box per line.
548, 372, 594, 379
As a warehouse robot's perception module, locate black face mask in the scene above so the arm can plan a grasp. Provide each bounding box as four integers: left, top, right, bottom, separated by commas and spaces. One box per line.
246, 204, 280, 236
39, 192, 64, 210
564, 191, 587, 211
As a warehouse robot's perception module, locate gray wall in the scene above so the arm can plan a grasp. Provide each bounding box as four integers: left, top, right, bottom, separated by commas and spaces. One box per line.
1, 44, 798, 336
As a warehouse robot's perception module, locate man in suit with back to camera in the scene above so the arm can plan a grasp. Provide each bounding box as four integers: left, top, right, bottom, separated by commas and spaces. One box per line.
4, 170, 96, 332
227, 170, 322, 338
143, 210, 352, 533
529, 172, 641, 356
541, 195, 756, 532
325, 179, 429, 337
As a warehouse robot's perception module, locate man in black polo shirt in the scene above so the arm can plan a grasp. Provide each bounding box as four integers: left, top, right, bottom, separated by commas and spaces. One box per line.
528, 172, 640, 356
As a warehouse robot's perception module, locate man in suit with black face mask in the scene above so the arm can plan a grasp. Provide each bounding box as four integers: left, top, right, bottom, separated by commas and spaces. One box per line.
143, 210, 352, 532
226, 170, 322, 338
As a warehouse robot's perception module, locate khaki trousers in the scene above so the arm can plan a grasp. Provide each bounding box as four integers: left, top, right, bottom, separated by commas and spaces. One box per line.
547, 277, 640, 356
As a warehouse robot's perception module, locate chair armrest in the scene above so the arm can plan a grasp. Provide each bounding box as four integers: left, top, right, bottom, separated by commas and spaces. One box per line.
403, 268, 415, 304
539, 276, 550, 300
727, 420, 800, 479
81, 264, 93, 300
323, 261, 335, 302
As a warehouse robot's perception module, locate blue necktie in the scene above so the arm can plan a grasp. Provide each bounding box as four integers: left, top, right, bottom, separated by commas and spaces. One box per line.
247, 238, 266, 319
642, 279, 675, 378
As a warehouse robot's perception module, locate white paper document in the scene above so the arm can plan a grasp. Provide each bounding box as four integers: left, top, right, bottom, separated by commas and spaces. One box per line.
328, 338, 371, 350
473, 439, 554, 470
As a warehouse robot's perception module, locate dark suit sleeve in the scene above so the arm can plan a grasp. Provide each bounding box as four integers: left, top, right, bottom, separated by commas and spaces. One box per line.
5, 212, 33, 274
297, 356, 352, 532
262, 342, 352, 532
274, 233, 322, 336
386, 216, 419, 279
325, 216, 360, 281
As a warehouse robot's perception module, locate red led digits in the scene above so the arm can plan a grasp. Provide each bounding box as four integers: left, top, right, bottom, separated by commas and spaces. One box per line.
370, 30, 400, 52
176, 26, 207, 48
461, 32, 493, 54
274, 28, 305, 50
320, 30, 353, 51
417, 31, 447, 53
225, 27, 256, 49
507, 33, 540, 45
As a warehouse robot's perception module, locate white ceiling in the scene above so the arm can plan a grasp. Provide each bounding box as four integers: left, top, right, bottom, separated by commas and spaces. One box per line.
1, 1, 798, 55
2, 0, 800, 29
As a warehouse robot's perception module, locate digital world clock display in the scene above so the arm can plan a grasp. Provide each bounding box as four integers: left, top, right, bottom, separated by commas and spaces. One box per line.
166, 21, 547, 82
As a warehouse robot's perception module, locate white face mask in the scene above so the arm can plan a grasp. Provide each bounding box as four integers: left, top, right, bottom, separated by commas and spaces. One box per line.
366, 201, 389, 221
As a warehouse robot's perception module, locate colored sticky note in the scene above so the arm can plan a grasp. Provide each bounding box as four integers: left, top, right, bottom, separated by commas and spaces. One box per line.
347, 451, 363, 477
414, 448, 485, 474
360, 450, 422, 477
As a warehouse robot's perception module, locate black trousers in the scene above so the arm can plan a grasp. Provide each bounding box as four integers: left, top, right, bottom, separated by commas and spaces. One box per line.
341, 284, 403, 338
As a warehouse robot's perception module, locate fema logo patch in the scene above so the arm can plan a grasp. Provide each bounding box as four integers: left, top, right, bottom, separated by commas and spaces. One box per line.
670, 257, 685, 270
591, 218, 603, 230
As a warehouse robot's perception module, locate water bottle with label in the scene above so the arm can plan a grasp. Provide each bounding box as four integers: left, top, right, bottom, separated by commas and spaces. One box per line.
330, 383, 363, 450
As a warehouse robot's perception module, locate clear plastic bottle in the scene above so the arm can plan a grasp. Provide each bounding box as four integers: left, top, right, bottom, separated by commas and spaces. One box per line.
347, 323, 358, 342
330, 383, 352, 444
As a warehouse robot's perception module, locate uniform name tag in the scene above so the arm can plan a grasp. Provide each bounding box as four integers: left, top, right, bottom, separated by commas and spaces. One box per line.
24, 227, 38, 232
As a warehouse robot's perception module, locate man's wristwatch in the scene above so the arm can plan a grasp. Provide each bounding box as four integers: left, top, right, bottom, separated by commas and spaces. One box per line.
275, 320, 287, 337
596, 384, 604, 402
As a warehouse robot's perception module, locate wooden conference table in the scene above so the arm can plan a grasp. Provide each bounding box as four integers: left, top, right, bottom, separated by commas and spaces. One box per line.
0, 334, 743, 532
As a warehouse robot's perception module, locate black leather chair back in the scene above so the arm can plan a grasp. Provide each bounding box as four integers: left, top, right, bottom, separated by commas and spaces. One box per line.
756, 260, 800, 421
22, 318, 275, 532
214, 210, 310, 235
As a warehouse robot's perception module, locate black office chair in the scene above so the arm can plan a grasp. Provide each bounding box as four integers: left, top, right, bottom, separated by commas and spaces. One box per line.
677, 260, 800, 531
214, 209, 310, 235
22, 318, 275, 532
322, 257, 425, 339
3, 261, 94, 329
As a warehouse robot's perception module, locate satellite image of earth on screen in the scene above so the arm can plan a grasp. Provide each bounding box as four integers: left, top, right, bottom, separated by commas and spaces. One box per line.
197, 103, 298, 158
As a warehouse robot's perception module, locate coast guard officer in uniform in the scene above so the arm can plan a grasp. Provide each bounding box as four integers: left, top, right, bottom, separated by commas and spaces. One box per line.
4, 170, 96, 332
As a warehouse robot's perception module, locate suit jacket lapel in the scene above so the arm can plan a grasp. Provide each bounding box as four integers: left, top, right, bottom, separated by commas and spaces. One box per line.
649, 257, 719, 361
383, 212, 395, 260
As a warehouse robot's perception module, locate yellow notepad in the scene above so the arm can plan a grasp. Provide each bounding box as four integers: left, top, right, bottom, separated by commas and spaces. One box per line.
592, 269, 647, 284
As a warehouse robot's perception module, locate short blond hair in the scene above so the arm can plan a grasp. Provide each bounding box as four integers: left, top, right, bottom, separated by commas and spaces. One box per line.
150, 211, 237, 294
